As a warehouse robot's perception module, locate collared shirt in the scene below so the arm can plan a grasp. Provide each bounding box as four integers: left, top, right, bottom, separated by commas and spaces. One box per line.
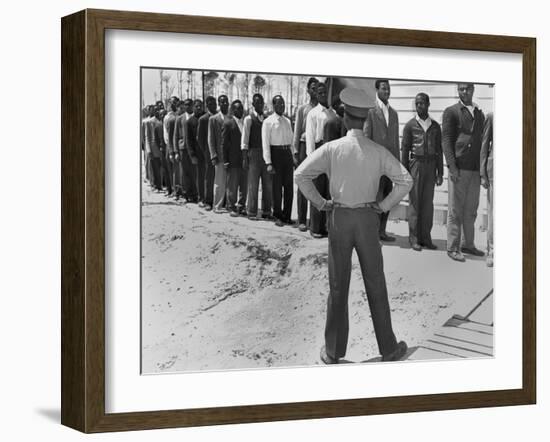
292, 102, 315, 151
305, 103, 335, 155
459, 100, 479, 118
261, 112, 294, 165
295, 129, 413, 212
233, 116, 244, 133
376, 95, 390, 126
241, 110, 265, 150
163, 111, 177, 146
415, 114, 432, 132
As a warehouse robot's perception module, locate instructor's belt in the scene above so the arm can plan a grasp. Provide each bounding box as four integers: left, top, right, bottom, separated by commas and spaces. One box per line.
333, 201, 377, 209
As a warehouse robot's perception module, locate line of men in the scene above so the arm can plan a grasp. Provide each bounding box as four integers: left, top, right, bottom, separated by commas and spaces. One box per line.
141, 78, 493, 267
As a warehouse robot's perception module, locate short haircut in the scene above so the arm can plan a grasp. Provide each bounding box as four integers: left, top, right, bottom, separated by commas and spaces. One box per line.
316, 82, 327, 91
457, 82, 475, 89
205, 95, 216, 105
155, 100, 164, 107
272, 95, 284, 105
183, 98, 193, 106
375, 79, 390, 89
307, 77, 319, 89
169, 96, 179, 111
176, 100, 186, 108
415, 92, 430, 103
252, 93, 264, 103
193, 99, 203, 106
218, 94, 229, 102
231, 99, 243, 109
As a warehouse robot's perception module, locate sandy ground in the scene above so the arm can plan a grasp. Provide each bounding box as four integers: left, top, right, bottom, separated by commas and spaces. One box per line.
141, 181, 493, 374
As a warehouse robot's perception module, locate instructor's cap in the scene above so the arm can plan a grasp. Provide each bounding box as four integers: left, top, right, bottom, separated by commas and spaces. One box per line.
339, 87, 373, 118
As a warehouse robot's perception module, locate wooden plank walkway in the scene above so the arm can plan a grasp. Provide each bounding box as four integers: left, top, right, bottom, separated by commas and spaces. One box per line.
407, 291, 494, 361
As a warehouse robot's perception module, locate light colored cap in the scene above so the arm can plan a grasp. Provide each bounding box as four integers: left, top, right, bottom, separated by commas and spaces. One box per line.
339, 87, 374, 118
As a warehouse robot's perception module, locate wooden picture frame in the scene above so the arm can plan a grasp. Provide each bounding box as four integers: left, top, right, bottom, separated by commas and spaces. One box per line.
61, 8, 536, 433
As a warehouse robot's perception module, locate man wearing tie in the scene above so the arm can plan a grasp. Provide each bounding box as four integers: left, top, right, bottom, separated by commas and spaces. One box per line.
364, 79, 400, 242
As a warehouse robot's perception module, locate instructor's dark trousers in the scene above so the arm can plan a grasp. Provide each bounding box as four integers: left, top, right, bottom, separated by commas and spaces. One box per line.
325, 206, 398, 360
407, 158, 436, 245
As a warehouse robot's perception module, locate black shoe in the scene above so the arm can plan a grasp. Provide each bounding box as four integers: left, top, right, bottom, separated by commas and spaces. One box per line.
275, 219, 285, 227
247, 214, 258, 221
320, 346, 338, 365
461, 246, 485, 257
382, 341, 408, 362
421, 242, 438, 250
410, 243, 422, 252
261, 214, 275, 221
379, 233, 396, 242
447, 250, 466, 262
310, 231, 323, 239
229, 211, 240, 217
204, 205, 213, 211
298, 223, 308, 232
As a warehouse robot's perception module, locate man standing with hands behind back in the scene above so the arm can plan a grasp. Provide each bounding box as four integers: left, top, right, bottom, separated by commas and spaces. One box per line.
364, 79, 401, 242
295, 87, 412, 365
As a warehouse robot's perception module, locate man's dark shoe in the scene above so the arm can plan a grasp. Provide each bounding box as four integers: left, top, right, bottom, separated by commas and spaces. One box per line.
320, 346, 339, 365
229, 211, 240, 217
247, 214, 258, 221
461, 246, 485, 257
282, 219, 294, 226
204, 204, 213, 211
298, 223, 308, 232
310, 231, 323, 239
275, 219, 285, 227
411, 242, 422, 252
261, 214, 275, 221
447, 250, 466, 262
421, 242, 438, 250
198, 201, 205, 208
382, 341, 408, 362
379, 233, 396, 242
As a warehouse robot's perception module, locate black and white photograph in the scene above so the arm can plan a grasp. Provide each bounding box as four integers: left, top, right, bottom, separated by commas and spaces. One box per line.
140, 67, 494, 374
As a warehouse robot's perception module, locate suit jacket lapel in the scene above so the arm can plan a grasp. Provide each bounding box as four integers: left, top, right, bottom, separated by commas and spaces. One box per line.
375, 103, 388, 129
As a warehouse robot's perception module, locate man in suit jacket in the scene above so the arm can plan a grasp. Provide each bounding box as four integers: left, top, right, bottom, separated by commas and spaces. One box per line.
173, 99, 197, 202
163, 96, 180, 197
186, 99, 206, 206
442, 83, 486, 262
364, 79, 400, 242
198, 96, 217, 211
222, 100, 247, 216
481, 112, 494, 267
208, 95, 230, 213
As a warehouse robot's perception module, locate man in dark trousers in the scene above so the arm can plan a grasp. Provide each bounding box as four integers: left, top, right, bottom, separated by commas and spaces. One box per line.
185, 99, 206, 207
222, 100, 247, 216
364, 79, 400, 242
292, 77, 318, 231
295, 87, 412, 364
442, 83, 485, 262
209, 95, 230, 213
305, 82, 335, 238
401, 93, 444, 251
242, 93, 272, 220
262, 95, 295, 226
481, 112, 494, 267
198, 96, 217, 211
163, 96, 179, 198
173, 99, 197, 202
154, 106, 171, 195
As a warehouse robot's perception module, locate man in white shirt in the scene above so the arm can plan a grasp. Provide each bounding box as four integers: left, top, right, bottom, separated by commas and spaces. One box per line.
262, 95, 294, 226
295, 87, 412, 365
242, 93, 272, 220
292, 77, 319, 231
305, 82, 334, 237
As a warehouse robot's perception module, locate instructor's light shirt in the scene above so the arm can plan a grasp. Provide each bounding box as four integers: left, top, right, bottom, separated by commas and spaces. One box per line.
295, 129, 413, 212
